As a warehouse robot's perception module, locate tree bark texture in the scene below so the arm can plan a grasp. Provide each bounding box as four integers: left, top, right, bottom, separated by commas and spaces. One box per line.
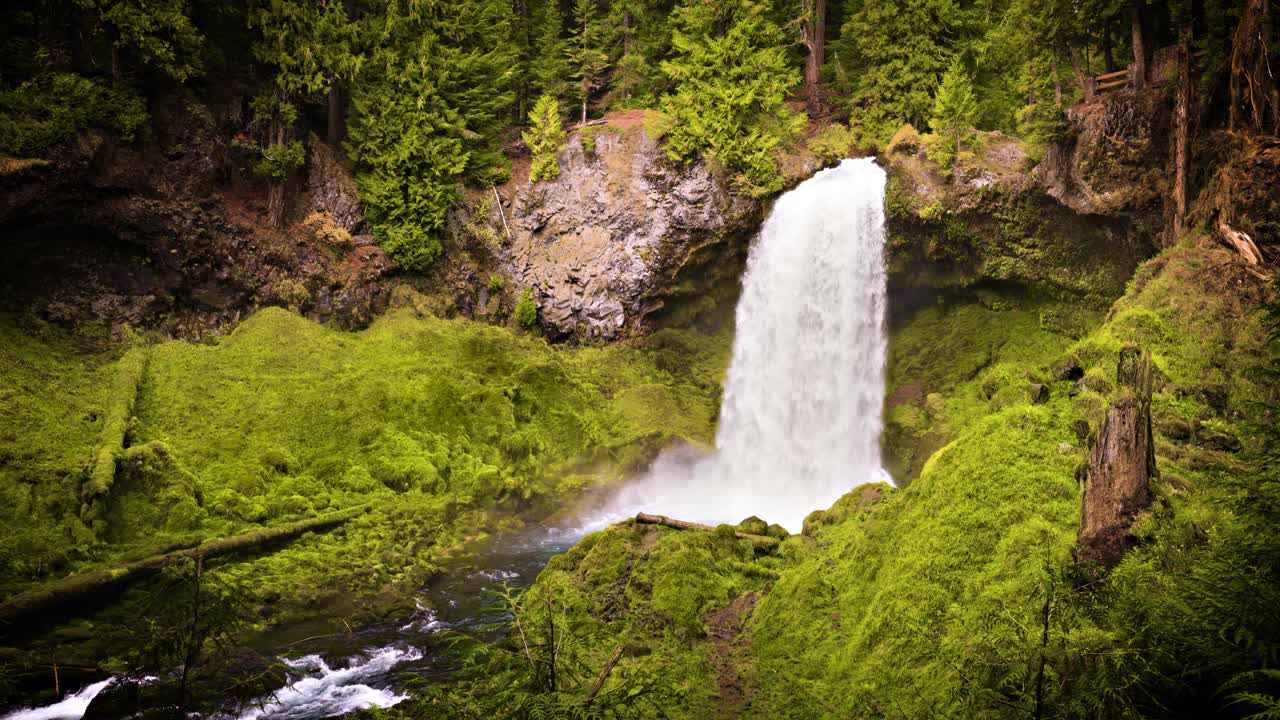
1078, 346, 1155, 569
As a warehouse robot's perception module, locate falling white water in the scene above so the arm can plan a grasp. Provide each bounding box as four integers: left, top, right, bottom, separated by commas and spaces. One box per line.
583, 158, 890, 533
0, 680, 116, 720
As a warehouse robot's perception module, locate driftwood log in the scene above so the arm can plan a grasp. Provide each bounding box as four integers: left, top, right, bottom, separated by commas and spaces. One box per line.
634, 513, 780, 552
0, 505, 367, 630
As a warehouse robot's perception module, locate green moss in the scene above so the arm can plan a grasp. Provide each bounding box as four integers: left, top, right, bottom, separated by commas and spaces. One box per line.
0, 306, 730, 639
884, 289, 1092, 483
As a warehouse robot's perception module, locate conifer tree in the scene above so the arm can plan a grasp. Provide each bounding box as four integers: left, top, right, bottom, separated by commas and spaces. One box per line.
568, 0, 612, 123
530, 0, 571, 101
524, 94, 568, 181
832, 0, 959, 144
251, 0, 362, 146
75, 0, 203, 82
929, 57, 977, 175
345, 0, 516, 271
660, 0, 802, 196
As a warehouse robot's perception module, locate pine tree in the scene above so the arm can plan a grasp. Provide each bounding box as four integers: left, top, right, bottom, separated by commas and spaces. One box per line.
832, 0, 959, 144
74, 0, 203, 82
530, 0, 571, 101
929, 57, 977, 175
524, 94, 568, 181
251, 0, 362, 145
345, 0, 516, 271
660, 0, 803, 196
568, 0, 613, 123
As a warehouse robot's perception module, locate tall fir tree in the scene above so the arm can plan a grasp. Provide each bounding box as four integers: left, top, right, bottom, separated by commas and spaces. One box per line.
660, 0, 803, 196
530, 0, 571, 101
929, 56, 977, 174
345, 0, 516, 270
832, 0, 960, 144
567, 0, 613, 123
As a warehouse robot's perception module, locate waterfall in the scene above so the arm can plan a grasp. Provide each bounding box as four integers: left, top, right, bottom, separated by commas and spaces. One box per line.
585, 157, 890, 533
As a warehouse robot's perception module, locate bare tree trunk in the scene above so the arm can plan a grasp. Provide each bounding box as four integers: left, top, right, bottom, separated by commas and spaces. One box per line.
327, 84, 344, 147
1104, 20, 1115, 72
1131, 3, 1147, 90
1173, 27, 1192, 240
804, 0, 827, 115
268, 117, 287, 228
1079, 346, 1155, 570
1065, 44, 1095, 101
1051, 52, 1063, 105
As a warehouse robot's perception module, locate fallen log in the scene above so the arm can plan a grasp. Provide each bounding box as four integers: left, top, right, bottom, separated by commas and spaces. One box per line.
1216, 218, 1266, 266
0, 505, 368, 629
633, 513, 780, 552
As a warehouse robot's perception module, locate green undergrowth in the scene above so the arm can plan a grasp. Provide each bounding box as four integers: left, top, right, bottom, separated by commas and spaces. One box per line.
883, 286, 1103, 485
742, 245, 1276, 718
0, 302, 730, 656
372, 521, 794, 719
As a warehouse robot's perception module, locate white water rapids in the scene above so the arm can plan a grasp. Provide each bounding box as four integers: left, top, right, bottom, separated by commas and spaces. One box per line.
585, 157, 890, 532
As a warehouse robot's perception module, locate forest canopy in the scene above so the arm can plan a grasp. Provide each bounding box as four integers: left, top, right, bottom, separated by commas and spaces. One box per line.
1, 0, 1256, 267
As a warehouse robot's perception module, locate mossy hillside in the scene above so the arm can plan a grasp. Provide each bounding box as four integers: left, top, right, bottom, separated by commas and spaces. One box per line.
0, 321, 112, 581
0, 304, 731, 625
883, 287, 1102, 484
472, 521, 790, 718
748, 403, 1080, 718
744, 244, 1274, 718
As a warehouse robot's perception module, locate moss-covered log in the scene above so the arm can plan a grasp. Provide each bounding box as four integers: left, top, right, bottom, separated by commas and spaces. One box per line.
0, 505, 367, 629
81, 348, 149, 512
633, 513, 779, 552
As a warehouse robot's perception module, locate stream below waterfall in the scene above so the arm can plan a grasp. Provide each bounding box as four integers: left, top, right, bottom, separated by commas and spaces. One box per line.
0, 527, 579, 720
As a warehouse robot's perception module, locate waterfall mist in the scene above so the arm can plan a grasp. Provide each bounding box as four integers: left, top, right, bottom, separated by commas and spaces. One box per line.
583, 157, 890, 533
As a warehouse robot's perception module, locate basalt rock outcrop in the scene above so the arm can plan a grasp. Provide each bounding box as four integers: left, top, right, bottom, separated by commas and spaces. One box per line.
0, 94, 389, 337
507, 121, 761, 340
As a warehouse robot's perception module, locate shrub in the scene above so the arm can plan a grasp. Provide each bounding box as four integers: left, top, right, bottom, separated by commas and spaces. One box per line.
487, 274, 506, 293
0, 73, 148, 155
253, 140, 305, 182
514, 289, 539, 328
523, 94, 567, 182
300, 211, 352, 246
808, 123, 857, 165
886, 123, 922, 155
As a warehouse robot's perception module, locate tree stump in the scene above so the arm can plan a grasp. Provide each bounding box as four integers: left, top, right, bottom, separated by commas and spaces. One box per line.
1078, 345, 1156, 569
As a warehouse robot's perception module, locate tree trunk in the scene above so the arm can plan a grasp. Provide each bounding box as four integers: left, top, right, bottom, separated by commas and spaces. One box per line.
1104, 20, 1115, 72
1065, 44, 1095, 101
634, 513, 780, 552
1078, 346, 1155, 570
803, 0, 827, 115
268, 118, 287, 228
1173, 27, 1192, 241
327, 84, 344, 147
1131, 3, 1147, 90
1051, 52, 1063, 105
0, 506, 367, 630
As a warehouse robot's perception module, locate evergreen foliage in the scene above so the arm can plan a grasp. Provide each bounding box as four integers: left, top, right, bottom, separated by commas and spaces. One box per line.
75, 0, 203, 81
515, 289, 540, 327
929, 58, 978, 173
0, 73, 148, 155
660, 0, 803, 196
345, 0, 515, 271
523, 94, 568, 181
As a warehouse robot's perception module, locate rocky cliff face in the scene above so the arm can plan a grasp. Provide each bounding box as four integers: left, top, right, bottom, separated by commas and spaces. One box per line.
0, 95, 389, 338
507, 120, 762, 340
